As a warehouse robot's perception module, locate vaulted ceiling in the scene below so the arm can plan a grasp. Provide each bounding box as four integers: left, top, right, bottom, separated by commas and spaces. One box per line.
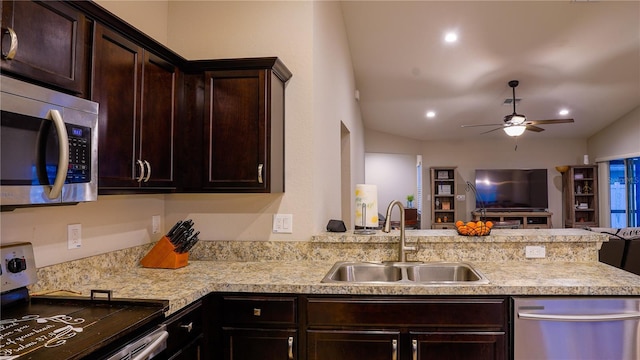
340, 1, 640, 141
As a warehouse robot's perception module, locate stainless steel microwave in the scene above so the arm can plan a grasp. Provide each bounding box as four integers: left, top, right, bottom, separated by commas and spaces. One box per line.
1, 75, 98, 209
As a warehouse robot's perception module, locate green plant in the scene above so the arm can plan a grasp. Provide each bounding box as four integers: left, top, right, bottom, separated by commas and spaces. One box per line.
406, 194, 415, 202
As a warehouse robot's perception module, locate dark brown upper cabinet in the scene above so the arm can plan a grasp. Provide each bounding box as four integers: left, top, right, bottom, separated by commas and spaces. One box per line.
92, 23, 178, 193
0, 0, 91, 96
180, 58, 292, 193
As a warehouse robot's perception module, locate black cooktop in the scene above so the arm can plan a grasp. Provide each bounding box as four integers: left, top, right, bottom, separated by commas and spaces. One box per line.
0, 295, 167, 360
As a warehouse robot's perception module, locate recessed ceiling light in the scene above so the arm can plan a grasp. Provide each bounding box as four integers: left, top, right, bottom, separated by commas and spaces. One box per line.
559, 109, 570, 116
444, 32, 458, 43
426, 111, 436, 118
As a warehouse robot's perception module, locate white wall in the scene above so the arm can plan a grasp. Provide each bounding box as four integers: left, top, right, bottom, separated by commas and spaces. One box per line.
366, 128, 587, 228
365, 153, 417, 221
95, 0, 169, 45
0, 195, 165, 267
313, 1, 366, 231
589, 105, 640, 161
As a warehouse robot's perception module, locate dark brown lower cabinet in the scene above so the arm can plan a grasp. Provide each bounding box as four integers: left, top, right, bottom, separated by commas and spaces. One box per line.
305, 296, 507, 360
206, 294, 299, 360
223, 328, 297, 360
411, 332, 506, 360
307, 331, 504, 360
206, 294, 508, 360
162, 300, 203, 360
307, 330, 400, 360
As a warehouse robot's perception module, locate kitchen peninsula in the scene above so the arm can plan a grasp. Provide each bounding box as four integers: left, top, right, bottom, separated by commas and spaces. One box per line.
27, 229, 640, 359
32, 229, 640, 313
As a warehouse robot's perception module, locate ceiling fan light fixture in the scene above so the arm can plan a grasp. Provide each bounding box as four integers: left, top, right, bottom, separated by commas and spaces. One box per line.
510, 114, 526, 124
503, 125, 526, 137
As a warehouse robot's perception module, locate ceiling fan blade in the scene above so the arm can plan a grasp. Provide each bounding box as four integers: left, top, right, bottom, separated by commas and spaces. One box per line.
525, 125, 545, 132
461, 123, 504, 128
526, 118, 574, 125
481, 127, 504, 134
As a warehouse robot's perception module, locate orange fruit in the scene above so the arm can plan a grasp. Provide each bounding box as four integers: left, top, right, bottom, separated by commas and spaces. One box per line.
486, 221, 494, 229
455, 220, 464, 227
476, 221, 484, 228
466, 221, 476, 228
458, 225, 468, 235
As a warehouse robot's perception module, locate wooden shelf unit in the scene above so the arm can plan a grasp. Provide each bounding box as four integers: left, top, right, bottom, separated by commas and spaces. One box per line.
471, 211, 553, 229
430, 167, 457, 229
563, 165, 599, 228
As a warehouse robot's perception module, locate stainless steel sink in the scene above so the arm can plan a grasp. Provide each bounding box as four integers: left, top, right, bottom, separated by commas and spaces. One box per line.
324, 262, 404, 282
322, 261, 489, 284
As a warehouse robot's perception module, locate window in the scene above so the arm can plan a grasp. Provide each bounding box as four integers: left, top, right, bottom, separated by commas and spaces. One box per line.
609, 157, 640, 227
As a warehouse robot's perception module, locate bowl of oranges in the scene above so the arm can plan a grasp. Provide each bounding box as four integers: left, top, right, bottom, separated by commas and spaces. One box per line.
455, 220, 493, 236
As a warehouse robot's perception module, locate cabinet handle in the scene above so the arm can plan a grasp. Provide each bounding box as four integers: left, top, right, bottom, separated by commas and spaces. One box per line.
143, 160, 151, 182
258, 164, 264, 184
136, 160, 145, 182
287, 336, 294, 360
180, 322, 193, 333
391, 339, 398, 360
412, 339, 417, 360
1, 27, 18, 60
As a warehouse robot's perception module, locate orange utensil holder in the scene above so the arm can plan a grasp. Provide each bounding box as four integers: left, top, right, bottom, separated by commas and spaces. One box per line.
140, 236, 189, 269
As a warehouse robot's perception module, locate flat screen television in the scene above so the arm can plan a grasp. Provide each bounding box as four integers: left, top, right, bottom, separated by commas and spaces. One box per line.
474, 169, 548, 211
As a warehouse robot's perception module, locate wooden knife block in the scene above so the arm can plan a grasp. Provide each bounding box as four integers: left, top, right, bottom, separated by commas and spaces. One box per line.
140, 236, 189, 269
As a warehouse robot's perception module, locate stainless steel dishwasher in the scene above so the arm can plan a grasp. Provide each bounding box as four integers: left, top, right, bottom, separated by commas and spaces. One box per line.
513, 297, 640, 360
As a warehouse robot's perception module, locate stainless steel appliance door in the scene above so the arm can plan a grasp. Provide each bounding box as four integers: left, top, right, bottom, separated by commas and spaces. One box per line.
103, 324, 168, 360
0, 75, 98, 207
514, 297, 640, 360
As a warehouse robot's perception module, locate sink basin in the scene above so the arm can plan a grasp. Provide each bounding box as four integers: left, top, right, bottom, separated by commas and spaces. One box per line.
325, 262, 403, 282
322, 261, 489, 284
405, 263, 484, 282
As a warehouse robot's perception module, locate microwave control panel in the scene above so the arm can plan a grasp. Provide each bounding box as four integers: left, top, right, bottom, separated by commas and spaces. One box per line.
66, 124, 92, 183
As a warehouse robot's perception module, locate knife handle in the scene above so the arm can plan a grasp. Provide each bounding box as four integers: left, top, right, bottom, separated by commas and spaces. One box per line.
167, 220, 182, 237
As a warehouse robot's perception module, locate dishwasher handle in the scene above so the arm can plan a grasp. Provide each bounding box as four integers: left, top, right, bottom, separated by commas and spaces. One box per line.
518, 311, 640, 322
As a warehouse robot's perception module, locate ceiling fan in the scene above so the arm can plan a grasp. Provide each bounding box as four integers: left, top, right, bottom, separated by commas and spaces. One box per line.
462, 80, 575, 137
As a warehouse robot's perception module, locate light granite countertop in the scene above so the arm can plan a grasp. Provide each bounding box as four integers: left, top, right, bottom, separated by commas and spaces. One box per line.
31, 229, 640, 316
37, 260, 640, 316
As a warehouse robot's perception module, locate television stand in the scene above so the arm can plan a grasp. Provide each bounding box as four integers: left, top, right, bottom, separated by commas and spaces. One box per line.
471, 210, 553, 229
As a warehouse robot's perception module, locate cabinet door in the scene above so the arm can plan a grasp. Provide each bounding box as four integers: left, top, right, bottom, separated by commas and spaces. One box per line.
92, 23, 142, 189
139, 52, 177, 188
307, 330, 400, 360
0, 0, 90, 95
223, 328, 296, 360
93, 24, 177, 192
203, 69, 268, 192
411, 332, 506, 360
164, 301, 203, 360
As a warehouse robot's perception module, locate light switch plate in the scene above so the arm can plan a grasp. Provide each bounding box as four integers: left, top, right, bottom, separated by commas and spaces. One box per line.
68, 224, 82, 249
152, 215, 161, 234
273, 214, 293, 233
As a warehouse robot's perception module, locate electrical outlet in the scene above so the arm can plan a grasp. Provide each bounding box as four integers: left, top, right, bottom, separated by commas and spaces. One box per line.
525, 245, 546, 258
273, 214, 293, 234
68, 224, 82, 249
152, 215, 161, 234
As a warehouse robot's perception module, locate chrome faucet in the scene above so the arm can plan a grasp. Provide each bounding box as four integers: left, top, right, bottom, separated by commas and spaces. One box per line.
383, 200, 416, 262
